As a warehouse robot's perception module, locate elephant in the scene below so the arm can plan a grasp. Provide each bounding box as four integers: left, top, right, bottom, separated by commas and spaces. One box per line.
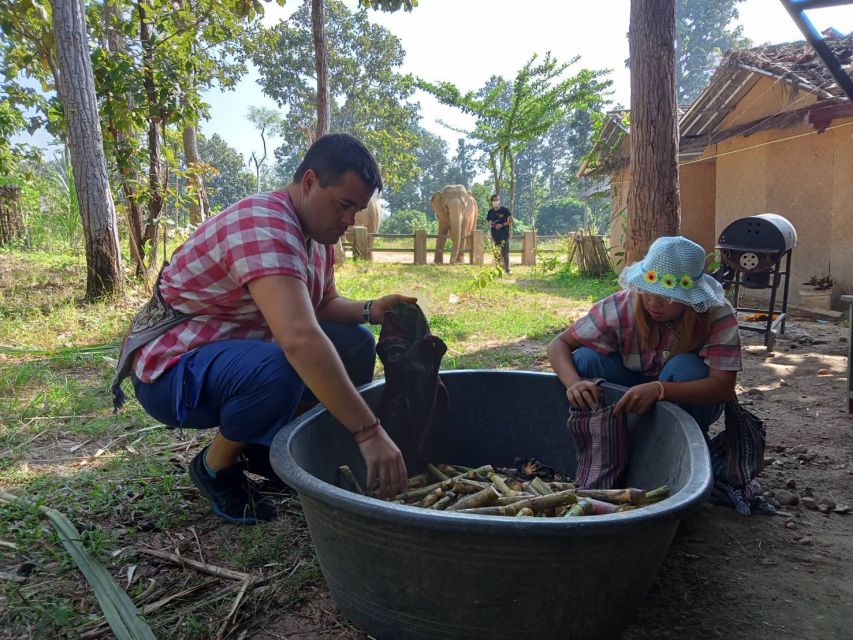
431, 185, 478, 264
335, 196, 381, 261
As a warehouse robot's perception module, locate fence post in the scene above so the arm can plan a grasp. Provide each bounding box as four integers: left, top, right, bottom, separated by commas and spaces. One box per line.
521, 230, 536, 266
414, 229, 427, 265
471, 230, 484, 265
352, 226, 370, 260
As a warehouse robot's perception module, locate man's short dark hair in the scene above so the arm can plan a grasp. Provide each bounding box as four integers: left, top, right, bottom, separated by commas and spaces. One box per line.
293, 133, 383, 193
490, 194, 499, 200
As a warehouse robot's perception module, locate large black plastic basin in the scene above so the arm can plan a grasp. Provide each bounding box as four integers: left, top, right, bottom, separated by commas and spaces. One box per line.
270, 370, 712, 640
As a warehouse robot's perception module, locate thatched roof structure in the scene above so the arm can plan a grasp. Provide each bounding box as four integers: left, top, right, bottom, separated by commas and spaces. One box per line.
580, 30, 853, 177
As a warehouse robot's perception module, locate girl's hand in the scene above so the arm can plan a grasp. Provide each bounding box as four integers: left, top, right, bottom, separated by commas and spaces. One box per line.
613, 382, 660, 416
566, 379, 602, 411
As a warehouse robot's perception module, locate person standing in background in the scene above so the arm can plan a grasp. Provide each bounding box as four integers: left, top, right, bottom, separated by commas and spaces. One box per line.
486, 194, 513, 274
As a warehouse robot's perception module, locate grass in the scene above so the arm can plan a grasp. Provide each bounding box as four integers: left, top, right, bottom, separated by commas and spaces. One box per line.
0, 246, 614, 638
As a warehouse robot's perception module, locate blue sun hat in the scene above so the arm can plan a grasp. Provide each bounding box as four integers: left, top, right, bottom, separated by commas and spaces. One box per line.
618, 236, 727, 312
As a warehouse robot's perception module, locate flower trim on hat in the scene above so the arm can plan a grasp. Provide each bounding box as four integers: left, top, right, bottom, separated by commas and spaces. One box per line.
679, 274, 694, 289
660, 274, 677, 289
643, 269, 658, 284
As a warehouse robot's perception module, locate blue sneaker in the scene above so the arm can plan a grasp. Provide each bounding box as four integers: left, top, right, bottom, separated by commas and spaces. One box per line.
188, 447, 277, 524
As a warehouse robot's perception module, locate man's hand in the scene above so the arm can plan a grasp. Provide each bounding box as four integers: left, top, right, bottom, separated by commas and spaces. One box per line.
566, 379, 602, 411
369, 294, 418, 324
613, 382, 659, 416
358, 426, 407, 498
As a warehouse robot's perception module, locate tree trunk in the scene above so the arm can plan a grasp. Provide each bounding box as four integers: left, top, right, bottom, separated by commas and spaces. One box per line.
182, 125, 211, 224
53, 0, 124, 300
627, 0, 681, 263
104, 0, 145, 278
140, 0, 161, 273
0, 185, 24, 246
312, 0, 330, 138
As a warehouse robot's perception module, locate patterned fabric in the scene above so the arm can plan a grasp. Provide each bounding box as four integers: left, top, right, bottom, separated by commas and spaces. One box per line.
567, 289, 742, 377
132, 189, 336, 383
619, 236, 728, 312
566, 404, 628, 489
709, 397, 774, 515
110, 262, 195, 410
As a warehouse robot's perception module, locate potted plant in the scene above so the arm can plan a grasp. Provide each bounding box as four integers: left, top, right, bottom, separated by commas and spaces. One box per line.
799, 274, 833, 309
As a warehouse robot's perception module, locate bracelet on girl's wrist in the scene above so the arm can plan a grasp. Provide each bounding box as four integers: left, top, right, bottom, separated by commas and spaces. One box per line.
353, 418, 381, 443
654, 380, 665, 401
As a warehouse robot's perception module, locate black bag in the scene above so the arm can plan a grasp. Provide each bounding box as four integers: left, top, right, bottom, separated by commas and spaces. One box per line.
376, 303, 449, 464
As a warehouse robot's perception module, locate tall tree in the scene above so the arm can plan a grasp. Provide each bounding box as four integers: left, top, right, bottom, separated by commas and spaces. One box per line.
52, 0, 124, 299
311, 0, 330, 139
420, 54, 608, 208
252, 0, 420, 189
627, 0, 681, 262
675, 0, 748, 104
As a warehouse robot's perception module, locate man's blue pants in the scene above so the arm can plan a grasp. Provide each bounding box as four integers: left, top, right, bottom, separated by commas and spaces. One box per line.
132, 322, 376, 446
572, 347, 723, 432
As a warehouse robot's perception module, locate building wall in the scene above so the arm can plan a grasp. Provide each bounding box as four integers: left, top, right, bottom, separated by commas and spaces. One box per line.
678, 160, 717, 253
608, 166, 630, 270
829, 118, 853, 305
715, 117, 852, 308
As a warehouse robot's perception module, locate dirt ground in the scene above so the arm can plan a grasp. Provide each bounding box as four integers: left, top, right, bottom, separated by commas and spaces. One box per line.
5, 311, 851, 639
622, 315, 853, 639
271, 315, 853, 640
256, 314, 853, 640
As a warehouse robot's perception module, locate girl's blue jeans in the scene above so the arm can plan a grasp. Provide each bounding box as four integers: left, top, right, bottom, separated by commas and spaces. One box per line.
572, 347, 723, 432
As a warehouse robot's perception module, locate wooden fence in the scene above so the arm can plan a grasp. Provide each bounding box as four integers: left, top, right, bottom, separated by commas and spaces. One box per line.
342, 226, 608, 268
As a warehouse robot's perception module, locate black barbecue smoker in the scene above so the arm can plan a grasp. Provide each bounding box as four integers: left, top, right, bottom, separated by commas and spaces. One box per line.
715, 213, 797, 351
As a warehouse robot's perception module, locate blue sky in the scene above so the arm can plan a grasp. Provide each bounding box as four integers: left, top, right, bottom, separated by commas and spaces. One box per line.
200, 0, 853, 164
13, 0, 853, 166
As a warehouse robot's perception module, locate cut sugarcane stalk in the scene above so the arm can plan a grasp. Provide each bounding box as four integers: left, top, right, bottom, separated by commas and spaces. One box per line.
584, 498, 618, 515
515, 508, 535, 517
566, 499, 595, 517
422, 488, 444, 508
406, 472, 430, 488
575, 488, 647, 505
339, 466, 364, 495
459, 490, 577, 516
430, 494, 455, 510
530, 477, 553, 495
487, 473, 514, 497
427, 463, 449, 482
645, 485, 670, 502
446, 486, 499, 511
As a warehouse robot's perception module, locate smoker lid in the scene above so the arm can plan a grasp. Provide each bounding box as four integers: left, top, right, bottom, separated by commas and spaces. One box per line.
717, 213, 797, 252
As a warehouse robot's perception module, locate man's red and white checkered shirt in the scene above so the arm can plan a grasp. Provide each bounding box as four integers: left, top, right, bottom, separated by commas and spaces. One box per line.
566, 289, 742, 377
132, 189, 335, 383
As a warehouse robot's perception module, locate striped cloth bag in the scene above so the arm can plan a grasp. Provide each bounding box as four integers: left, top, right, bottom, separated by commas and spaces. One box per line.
566, 404, 629, 489
709, 396, 773, 515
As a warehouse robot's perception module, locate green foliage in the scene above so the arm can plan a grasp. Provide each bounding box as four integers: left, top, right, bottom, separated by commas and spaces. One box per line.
252, 0, 420, 189
676, 0, 750, 103
383, 126, 450, 214
196, 133, 256, 211
418, 53, 611, 205
535, 196, 588, 235
469, 264, 504, 290
381, 208, 434, 234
